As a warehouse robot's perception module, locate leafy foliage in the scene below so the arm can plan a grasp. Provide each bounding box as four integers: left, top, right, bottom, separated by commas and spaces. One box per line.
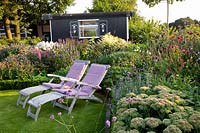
169, 17, 200, 29
142, 0, 184, 7
0, 39, 81, 81
0, 0, 74, 39
129, 16, 161, 44
89, 0, 137, 12
81, 33, 130, 62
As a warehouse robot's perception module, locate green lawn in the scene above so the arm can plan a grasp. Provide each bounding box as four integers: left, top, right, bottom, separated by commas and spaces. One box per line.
0, 90, 106, 133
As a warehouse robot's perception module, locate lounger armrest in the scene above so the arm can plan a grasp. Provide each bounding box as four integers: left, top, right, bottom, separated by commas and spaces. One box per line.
76, 81, 101, 89
47, 74, 64, 78
46, 74, 64, 83
60, 77, 79, 83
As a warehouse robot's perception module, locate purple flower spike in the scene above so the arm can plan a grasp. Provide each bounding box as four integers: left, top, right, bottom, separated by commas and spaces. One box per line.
105, 120, 111, 128
50, 114, 55, 120
198, 58, 200, 64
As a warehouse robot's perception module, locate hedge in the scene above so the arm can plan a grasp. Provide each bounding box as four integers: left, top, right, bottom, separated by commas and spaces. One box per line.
0, 77, 49, 90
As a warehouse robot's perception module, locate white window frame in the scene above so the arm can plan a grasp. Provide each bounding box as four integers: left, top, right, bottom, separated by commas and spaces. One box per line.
78, 19, 99, 39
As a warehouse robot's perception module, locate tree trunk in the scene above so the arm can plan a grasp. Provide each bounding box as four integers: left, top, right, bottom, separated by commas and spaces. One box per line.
4, 16, 13, 40
14, 15, 21, 40
167, 0, 169, 28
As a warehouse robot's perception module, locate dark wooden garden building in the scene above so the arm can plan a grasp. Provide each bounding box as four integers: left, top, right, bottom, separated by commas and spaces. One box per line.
38, 11, 133, 42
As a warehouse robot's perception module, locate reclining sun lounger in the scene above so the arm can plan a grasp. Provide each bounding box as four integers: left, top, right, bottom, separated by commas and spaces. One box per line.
27, 63, 110, 121
17, 60, 90, 108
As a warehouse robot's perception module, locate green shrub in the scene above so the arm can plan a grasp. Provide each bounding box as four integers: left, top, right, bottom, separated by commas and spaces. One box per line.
0, 36, 10, 46
0, 55, 37, 80
100, 66, 130, 89
0, 36, 41, 46
96, 51, 145, 90
0, 45, 31, 61
83, 33, 130, 62
129, 16, 161, 44
129, 23, 200, 87
27, 42, 80, 74
0, 39, 78, 81
97, 51, 141, 67
163, 125, 182, 133
21, 36, 41, 45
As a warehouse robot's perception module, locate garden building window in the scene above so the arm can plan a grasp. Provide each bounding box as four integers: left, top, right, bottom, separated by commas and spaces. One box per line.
78, 19, 99, 39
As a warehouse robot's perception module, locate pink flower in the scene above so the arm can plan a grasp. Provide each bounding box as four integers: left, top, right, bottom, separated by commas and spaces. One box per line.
58, 98, 64, 103
58, 112, 62, 116
33, 47, 42, 60
105, 120, 110, 128
37, 51, 42, 61
50, 114, 55, 120
112, 116, 117, 122
126, 98, 133, 103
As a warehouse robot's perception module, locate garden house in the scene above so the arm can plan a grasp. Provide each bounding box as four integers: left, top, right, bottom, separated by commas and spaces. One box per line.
38, 11, 133, 42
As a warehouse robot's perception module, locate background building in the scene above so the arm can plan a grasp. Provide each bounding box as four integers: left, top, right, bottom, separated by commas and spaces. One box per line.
39, 11, 133, 41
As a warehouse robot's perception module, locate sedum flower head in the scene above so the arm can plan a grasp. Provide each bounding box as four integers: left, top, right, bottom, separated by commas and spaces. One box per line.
184, 106, 194, 114
112, 121, 126, 132
173, 119, 193, 132
129, 129, 140, 133
153, 85, 171, 93
137, 93, 148, 99
169, 112, 188, 121
146, 131, 156, 133
174, 106, 185, 112
163, 125, 182, 133
130, 117, 145, 129
116, 108, 127, 116
145, 117, 161, 128
140, 86, 150, 91
116, 130, 127, 133
117, 97, 129, 108
126, 92, 136, 98
122, 108, 139, 117
188, 112, 200, 129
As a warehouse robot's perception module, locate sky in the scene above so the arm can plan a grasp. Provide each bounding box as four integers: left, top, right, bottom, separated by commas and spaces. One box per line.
67, 0, 200, 23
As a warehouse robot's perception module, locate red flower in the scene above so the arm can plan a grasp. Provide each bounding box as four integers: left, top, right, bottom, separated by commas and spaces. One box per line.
187, 31, 194, 35
177, 35, 182, 44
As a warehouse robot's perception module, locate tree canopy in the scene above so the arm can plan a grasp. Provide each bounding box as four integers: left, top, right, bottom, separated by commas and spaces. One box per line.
169, 17, 200, 29
142, 0, 184, 7
88, 0, 137, 12
0, 0, 74, 39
